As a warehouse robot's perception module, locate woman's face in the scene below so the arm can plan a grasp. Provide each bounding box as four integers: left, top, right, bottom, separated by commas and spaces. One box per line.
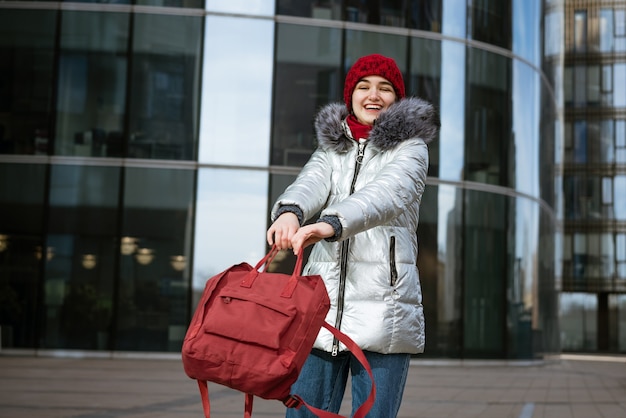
351, 75, 397, 126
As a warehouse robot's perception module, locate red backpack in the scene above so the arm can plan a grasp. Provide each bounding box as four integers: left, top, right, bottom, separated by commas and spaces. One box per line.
181, 247, 375, 417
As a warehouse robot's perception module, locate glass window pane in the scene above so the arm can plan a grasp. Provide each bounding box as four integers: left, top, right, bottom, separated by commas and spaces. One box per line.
573, 120, 587, 163
587, 176, 601, 219
617, 234, 626, 262
410, 0, 442, 31
512, 0, 540, 65
344, 30, 408, 70
615, 10, 626, 36
600, 120, 615, 163
0, 163, 47, 348
137, 0, 203, 8
587, 65, 600, 104
0, 10, 56, 155
198, 16, 274, 166
208, 0, 275, 15
601, 65, 613, 105
193, 168, 269, 307
277, 0, 341, 19
602, 65, 613, 91
588, 233, 600, 278
513, 61, 540, 195
574, 65, 586, 106
466, 48, 510, 185
587, 121, 601, 163
612, 295, 626, 351
617, 120, 626, 147
616, 120, 625, 170
128, 14, 202, 160
614, 64, 626, 107
43, 165, 121, 349
560, 293, 597, 351
602, 177, 613, 204
70, 0, 130, 3
563, 233, 572, 260
431, 184, 462, 356
439, 40, 466, 182
116, 167, 195, 351
615, 176, 626, 220
345, 0, 407, 26
574, 10, 587, 52
615, 37, 626, 53
470, 0, 510, 48
601, 233, 614, 277
272, 23, 341, 167
55, 11, 129, 157
563, 66, 573, 104
544, 11, 563, 57
410, 37, 441, 176
599, 9, 614, 52
464, 190, 507, 356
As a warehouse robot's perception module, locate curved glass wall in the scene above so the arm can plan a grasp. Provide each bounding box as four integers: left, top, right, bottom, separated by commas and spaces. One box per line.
270, 1, 559, 358
0, 0, 561, 359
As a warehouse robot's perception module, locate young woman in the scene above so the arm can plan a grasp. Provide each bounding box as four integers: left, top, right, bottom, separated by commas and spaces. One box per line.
267, 54, 440, 417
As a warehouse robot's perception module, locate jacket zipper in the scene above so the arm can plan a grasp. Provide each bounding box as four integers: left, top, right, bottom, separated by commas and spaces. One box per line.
390, 236, 398, 286
332, 139, 366, 356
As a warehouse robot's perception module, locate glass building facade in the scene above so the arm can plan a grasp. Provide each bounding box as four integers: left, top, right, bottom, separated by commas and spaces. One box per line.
560, 0, 626, 353
0, 0, 565, 359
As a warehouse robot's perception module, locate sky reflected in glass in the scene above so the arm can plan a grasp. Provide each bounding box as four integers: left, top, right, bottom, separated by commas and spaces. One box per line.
442, 0, 466, 39
198, 16, 274, 166
512, 61, 541, 197
513, 0, 540, 66
192, 168, 269, 295
206, 0, 274, 15
439, 41, 465, 182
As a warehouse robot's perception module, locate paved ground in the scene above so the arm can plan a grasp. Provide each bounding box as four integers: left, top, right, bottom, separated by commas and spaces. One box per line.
0, 353, 625, 418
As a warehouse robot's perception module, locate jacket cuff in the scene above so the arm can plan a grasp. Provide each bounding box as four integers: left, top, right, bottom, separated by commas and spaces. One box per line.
274, 205, 304, 226
317, 215, 342, 242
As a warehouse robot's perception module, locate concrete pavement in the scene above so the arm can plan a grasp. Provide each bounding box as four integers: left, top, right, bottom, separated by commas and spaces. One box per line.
0, 353, 625, 418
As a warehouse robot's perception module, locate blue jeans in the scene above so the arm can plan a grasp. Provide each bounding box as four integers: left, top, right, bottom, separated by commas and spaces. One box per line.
286, 349, 411, 418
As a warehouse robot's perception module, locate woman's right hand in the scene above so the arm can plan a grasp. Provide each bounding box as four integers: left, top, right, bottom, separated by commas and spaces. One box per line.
266, 212, 300, 250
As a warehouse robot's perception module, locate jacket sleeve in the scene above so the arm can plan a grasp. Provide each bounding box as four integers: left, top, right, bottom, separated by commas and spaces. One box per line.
321, 138, 429, 239
270, 148, 332, 223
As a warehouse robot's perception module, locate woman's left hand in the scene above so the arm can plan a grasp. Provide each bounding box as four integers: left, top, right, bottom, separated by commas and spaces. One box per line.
291, 222, 334, 255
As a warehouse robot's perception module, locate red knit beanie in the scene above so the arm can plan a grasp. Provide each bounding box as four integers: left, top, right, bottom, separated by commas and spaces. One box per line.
343, 54, 405, 112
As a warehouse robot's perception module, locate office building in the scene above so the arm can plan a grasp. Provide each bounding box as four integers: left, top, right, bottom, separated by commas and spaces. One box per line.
560, 0, 626, 352
1, 0, 568, 358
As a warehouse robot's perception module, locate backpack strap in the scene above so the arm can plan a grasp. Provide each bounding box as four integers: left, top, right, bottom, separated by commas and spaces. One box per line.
197, 383, 254, 418
283, 322, 376, 418
197, 380, 210, 417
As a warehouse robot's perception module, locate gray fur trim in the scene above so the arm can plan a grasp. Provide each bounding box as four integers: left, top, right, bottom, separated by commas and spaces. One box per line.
314, 97, 440, 152
313, 103, 351, 153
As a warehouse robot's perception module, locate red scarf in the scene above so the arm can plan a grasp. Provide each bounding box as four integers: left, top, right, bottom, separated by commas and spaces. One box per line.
346, 114, 372, 141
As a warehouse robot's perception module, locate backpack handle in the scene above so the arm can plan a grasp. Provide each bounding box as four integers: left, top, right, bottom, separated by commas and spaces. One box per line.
240, 247, 304, 298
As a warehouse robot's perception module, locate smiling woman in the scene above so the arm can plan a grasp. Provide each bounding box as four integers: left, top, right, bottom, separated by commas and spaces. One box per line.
267, 53, 439, 418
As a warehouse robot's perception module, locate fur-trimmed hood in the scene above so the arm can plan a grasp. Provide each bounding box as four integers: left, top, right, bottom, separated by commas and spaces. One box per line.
314, 97, 440, 153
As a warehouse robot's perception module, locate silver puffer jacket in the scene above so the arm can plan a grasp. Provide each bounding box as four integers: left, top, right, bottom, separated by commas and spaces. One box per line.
271, 97, 439, 354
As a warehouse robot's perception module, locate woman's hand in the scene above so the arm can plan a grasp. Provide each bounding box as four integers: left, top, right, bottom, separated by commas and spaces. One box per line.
290, 222, 334, 255
267, 212, 300, 250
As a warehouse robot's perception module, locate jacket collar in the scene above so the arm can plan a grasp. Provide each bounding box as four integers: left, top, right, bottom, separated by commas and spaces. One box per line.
314, 97, 440, 153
